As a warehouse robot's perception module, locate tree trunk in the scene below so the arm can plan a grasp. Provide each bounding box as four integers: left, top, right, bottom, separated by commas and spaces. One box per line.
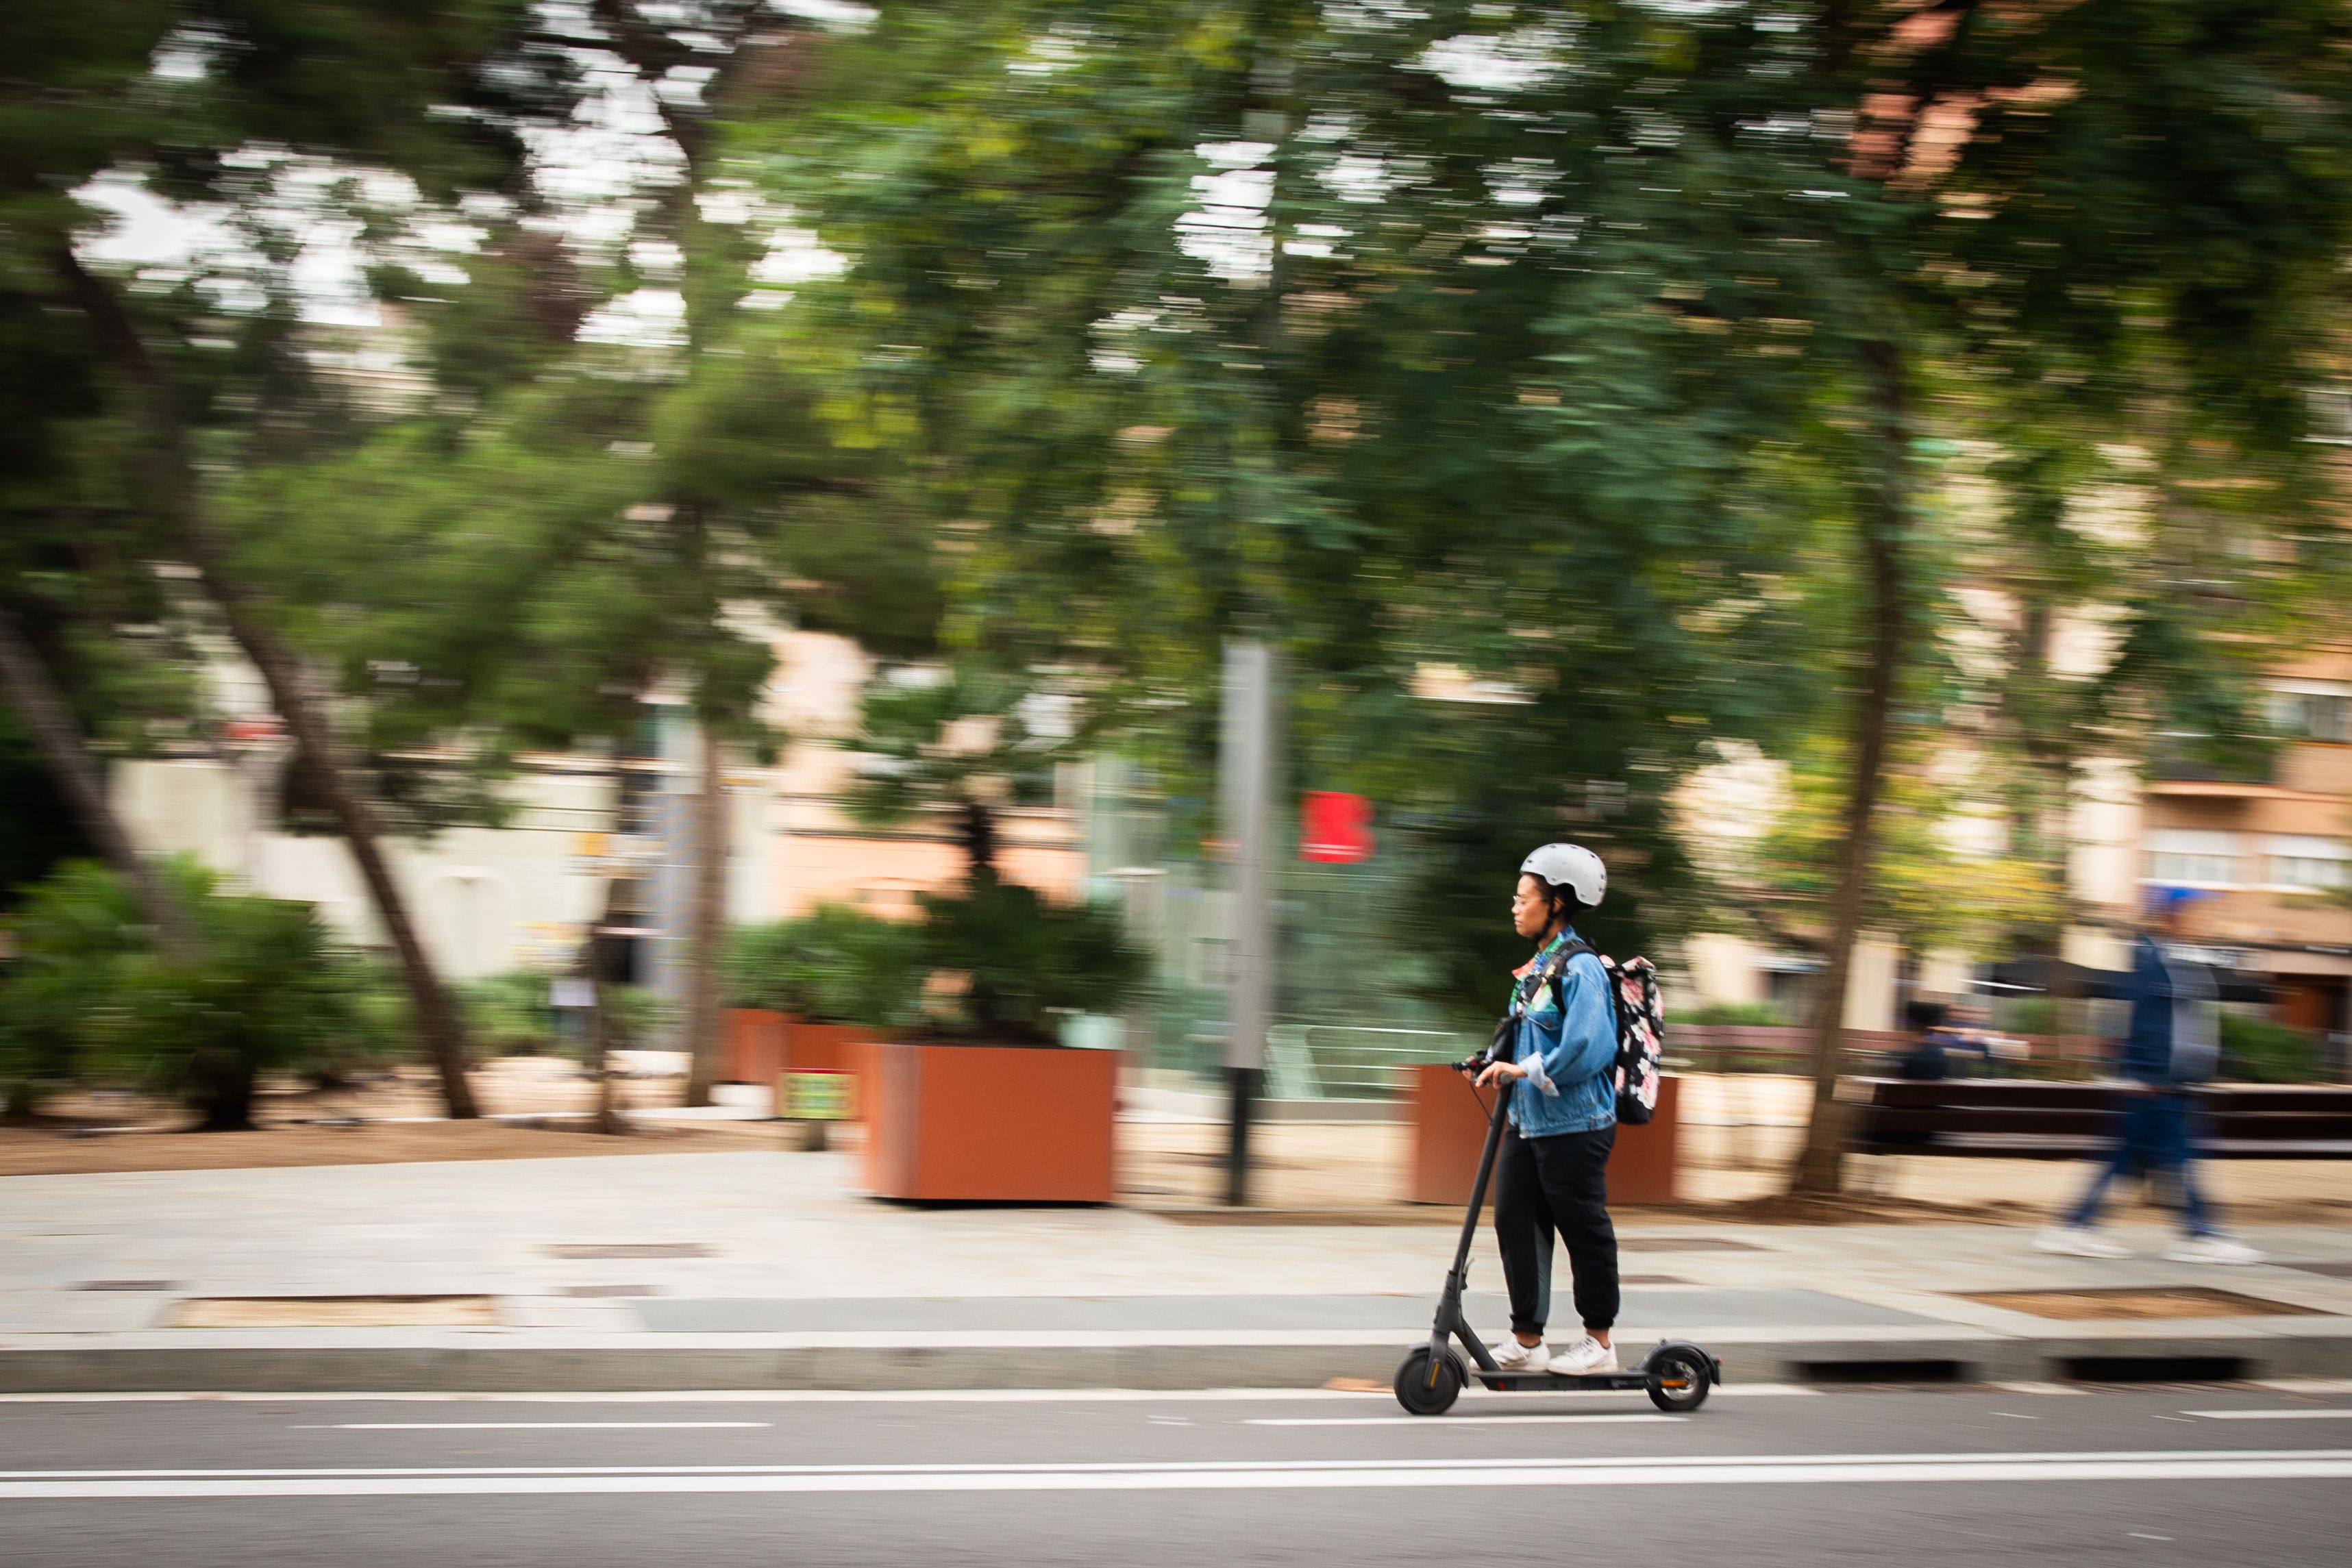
0, 608, 203, 964
959, 795, 1000, 886
679, 723, 728, 1108
1787, 337, 1913, 1197
190, 1051, 258, 1132
580, 882, 628, 1138
51, 246, 479, 1119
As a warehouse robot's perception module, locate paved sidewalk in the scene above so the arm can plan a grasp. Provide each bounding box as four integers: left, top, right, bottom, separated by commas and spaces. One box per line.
5, 1149, 2351, 1393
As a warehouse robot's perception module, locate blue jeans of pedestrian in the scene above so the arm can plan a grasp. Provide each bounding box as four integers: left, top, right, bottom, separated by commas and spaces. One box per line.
2064, 1088, 2216, 1238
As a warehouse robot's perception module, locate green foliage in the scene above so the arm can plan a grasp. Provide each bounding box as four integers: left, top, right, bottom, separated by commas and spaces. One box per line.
1996, 997, 2061, 1040
2221, 1010, 2318, 1085
1744, 746, 2065, 958
732, 0, 2352, 1030
456, 969, 665, 1058
723, 906, 927, 1028
1681, 1001, 1787, 1028
0, 858, 359, 1128
916, 881, 1146, 1045
841, 662, 1066, 878
456, 970, 565, 1057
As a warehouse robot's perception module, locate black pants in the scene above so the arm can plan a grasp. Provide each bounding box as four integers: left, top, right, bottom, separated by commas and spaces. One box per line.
1494, 1122, 1619, 1336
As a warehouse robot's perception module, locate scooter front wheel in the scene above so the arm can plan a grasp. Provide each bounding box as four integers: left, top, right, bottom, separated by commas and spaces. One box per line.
1393, 1345, 1466, 1416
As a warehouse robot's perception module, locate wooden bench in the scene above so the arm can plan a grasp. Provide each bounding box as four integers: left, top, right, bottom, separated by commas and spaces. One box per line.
1848, 1078, 2352, 1160
1670, 1025, 2105, 1077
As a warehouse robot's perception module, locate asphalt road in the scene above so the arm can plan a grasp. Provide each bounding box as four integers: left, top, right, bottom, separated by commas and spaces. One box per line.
4, 1382, 2349, 1567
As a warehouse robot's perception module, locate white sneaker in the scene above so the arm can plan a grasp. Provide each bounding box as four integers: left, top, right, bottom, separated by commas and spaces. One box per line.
2035, 1225, 2133, 1260
2164, 1235, 2266, 1266
1493, 1336, 1546, 1370
1547, 1335, 1618, 1376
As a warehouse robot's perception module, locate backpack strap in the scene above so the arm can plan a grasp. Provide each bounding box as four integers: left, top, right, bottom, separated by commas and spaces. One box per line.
1514, 937, 1598, 1017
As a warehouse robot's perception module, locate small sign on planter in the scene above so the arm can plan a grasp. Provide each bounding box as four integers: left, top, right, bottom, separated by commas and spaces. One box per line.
782, 1069, 855, 1121
781, 1069, 853, 1152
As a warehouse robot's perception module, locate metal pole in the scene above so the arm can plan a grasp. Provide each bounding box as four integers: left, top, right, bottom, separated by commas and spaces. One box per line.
1221, 638, 1277, 1206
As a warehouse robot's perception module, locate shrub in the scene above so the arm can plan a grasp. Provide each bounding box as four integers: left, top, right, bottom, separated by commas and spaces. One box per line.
916, 881, 1145, 1043
724, 904, 926, 1028
1679, 1000, 1786, 1027
2220, 1010, 2318, 1084
456, 970, 668, 1060
0, 859, 358, 1129
726, 888, 1143, 1043
457, 970, 563, 1056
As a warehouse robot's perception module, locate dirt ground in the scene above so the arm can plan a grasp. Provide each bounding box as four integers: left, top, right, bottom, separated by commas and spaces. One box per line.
0, 1058, 785, 1179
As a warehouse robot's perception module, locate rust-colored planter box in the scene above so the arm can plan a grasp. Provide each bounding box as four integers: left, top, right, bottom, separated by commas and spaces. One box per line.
865, 1042, 1118, 1203
1411, 1067, 1681, 1208
721, 1009, 789, 1086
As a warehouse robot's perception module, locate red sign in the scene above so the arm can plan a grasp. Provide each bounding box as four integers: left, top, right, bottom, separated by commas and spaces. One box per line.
1300, 791, 1375, 864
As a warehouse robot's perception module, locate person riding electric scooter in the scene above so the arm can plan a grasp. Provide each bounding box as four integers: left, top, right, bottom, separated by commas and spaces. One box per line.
1471, 843, 1624, 1376
1390, 843, 1716, 1415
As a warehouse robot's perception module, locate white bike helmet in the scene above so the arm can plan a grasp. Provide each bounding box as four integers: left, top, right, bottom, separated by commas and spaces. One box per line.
1520, 842, 1606, 910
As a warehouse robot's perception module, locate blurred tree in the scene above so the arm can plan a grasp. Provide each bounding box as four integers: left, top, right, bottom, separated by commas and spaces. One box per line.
840, 663, 1066, 888
732, 3, 2352, 1194
1731, 743, 2063, 963
0, 612, 199, 958
2, 0, 579, 1118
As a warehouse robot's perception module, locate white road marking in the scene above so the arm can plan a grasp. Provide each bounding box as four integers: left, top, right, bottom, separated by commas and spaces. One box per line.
2, 1449, 2345, 1501
2129, 1532, 2172, 1542
0, 1388, 1389, 1406
1988, 1383, 2089, 1397
2182, 1409, 2352, 1421
301, 1422, 773, 1431
1248, 1415, 1682, 1427
0, 1385, 1820, 1406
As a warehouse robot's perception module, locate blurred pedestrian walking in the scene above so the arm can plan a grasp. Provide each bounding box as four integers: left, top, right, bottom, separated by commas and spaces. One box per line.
2035, 889, 2264, 1265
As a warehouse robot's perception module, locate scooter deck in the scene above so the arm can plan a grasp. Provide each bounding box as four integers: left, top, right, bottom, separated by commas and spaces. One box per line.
1472, 1369, 1653, 1393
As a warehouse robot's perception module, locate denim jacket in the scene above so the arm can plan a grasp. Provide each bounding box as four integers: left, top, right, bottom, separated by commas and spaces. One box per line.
1504, 925, 1619, 1137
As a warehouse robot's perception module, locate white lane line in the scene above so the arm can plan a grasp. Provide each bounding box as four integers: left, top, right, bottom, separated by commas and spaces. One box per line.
0, 1384, 1819, 1406
0, 1388, 1393, 1406
2183, 1410, 2352, 1421
1249, 1415, 1682, 1427
3, 1449, 2345, 1501
300, 1422, 773, 1431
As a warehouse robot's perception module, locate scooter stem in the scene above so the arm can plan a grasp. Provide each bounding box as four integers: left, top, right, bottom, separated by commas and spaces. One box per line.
1431, 1069, 1514, 1373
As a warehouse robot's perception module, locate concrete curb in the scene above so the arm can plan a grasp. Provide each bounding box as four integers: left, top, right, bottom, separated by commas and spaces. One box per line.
7, 1327, 2350, 1394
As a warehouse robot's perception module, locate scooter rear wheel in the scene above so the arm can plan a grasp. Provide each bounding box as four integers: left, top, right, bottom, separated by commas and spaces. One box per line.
1393, 1345, 1466, 1416
1646, 1348, 1711, 1413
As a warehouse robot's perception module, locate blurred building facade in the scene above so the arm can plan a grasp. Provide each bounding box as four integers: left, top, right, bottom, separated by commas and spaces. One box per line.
101, 603, 2348, 1075
108, 628, 1086, 1017
2141, 652, 2352, 1036
1673, 651, 2352, 1048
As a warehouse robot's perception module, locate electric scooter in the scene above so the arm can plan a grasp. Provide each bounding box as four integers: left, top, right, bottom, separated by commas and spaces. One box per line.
1392, 1061, 1722, 1417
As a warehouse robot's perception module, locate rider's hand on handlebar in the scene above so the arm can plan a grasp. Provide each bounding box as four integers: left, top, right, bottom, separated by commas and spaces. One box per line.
1474, 1058, 1528, 1090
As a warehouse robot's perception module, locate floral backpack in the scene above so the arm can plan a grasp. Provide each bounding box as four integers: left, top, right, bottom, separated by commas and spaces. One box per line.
1533, 939, 1668, 1125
